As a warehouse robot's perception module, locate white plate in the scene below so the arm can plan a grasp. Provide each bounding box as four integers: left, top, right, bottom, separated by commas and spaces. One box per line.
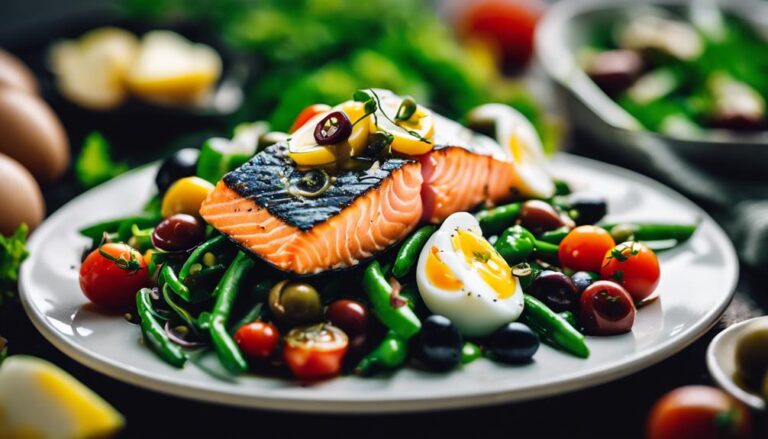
707, 316, 767, 411
19, 154, 738, 413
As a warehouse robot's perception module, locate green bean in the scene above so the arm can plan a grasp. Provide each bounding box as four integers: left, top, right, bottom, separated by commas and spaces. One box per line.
229, 303, 264, 335
461, 341, 482, 365
136, 288, 186, 368
559, 311, 578, 329
79, 212, 161, 241
533, 239, 560, 257
355, 330, 408, 376
162, 284, 197, 330
179, 235, 228, 281
602, 223, 697, 243
209, 251, 253, 374
520, 294, 589, 359
161, 265, 191, 301
475, 202, 522, 236
539, 227, 570, 245
392, 225, 436, 278
363, 261, 421, 340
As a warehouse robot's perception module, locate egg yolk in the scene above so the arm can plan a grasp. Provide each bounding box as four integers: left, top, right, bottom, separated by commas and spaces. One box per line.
509, 135, 526, 164
451, 230, 516, 299
425, 246, 463, 290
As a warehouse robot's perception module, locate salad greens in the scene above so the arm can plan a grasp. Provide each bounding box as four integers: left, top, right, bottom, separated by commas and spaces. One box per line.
75, 132, 130, 189
0, 224, 29, 308
121, 0, 559, 153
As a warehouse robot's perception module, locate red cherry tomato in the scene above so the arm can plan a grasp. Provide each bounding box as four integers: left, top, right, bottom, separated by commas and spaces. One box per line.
283, 323, 348, 380
647, 386, 751, 439
579, 280, 636, 335
458, 0, 547, 70
79, 243, 149, 311
234, 321, 280, 360
558, 225, 616, 273
289, 104, 331, 133
600, 241, 660, 303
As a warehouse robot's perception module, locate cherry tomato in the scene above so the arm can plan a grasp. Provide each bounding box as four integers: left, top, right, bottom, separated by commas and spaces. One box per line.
289, 104, 331, 133
283, 323, 348, 380
600, 241, 660, 303
559, 225, 616, 272
79, 243, 149, 311
647, 386, 751, 439
234, 321, 280, 360
579, 280, 636, 335
458, 0, 547, 71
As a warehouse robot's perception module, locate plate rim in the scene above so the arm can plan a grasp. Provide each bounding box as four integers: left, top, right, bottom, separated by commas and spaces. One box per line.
19, 153, 739, 413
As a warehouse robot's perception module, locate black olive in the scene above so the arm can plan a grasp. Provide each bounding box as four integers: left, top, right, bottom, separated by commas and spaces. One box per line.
155, 148, 199, 194
488, 322, 539, 364
151, 214, 206, 252
419, 315, 463, 372
565, 194, 608, 226
571, 271, 596, 294
529, 270, 579, 312
519, 200, 565, 234
314, 111, 352, 145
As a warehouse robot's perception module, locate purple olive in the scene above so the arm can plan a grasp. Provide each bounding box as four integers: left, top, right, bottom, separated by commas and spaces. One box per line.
519, 200, 566, 234
571, 271, 596, 294
314, 111, 352, 145
585, 50, 644, 96
529, 270, 579, 312
151, 214, 206, 252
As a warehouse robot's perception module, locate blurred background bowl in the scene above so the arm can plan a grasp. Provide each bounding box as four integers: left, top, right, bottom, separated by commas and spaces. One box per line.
536, 0, 768, 177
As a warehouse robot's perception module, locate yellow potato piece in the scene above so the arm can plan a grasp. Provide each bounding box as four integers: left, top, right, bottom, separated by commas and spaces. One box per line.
288, 110, 336, 166
333, 101, 370, 155
0, 356, 123, 439
126, 31, 222, 105
162, 176, 215, 218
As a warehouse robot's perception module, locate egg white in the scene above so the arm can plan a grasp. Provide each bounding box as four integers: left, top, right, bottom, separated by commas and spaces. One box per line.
416, 212, 524, 337
467, 104, 555, 199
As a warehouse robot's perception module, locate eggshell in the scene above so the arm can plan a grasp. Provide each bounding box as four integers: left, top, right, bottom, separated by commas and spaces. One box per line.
0, 87, 69, 182
0, 152, 45, 235
0, 49, 38, 94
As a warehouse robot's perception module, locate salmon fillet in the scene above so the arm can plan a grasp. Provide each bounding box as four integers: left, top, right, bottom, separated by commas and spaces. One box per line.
420, 147, 519, 224
200, 145, 423, 274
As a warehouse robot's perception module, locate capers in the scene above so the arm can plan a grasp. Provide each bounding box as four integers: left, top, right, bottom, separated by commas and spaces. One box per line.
289, 169, 332, 198
268, 280, 322, 325
395, 96, 417, 122
364, 131, 393, 158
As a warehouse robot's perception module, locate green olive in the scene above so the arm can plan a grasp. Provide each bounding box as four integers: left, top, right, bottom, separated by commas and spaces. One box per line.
735, 320, 768, 391
268, 280, 322, 325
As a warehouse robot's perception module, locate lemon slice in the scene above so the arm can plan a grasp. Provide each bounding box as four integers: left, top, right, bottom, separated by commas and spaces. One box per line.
333, 101, 370, 155
370, 96, 434, 156
287, 111, 336, 166
0, 356, 124, 439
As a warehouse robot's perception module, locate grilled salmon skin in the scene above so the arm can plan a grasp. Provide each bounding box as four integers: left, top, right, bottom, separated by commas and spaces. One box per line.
200, 144, 423, 274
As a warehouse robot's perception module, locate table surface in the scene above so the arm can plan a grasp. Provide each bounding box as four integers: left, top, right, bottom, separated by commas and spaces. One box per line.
2, 30, 768, 439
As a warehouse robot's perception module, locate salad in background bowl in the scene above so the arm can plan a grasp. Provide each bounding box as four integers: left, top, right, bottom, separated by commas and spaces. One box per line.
536, 0, 768, 175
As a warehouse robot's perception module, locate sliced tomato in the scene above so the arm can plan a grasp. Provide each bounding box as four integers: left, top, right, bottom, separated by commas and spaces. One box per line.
283, 323, 348, 380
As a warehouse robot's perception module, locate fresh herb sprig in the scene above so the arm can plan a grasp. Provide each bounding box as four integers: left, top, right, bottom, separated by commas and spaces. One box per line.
353, 89, 432, 144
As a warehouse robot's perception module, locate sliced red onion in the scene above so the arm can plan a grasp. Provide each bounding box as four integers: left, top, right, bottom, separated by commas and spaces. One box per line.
164, 321, 207, 348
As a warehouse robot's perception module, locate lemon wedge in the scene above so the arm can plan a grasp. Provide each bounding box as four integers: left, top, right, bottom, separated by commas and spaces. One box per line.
370, 96, 434, 156
0, 356, 124, 439
287, 111, 336, 167
126, 31, 221, 105
333, 101, 370, 155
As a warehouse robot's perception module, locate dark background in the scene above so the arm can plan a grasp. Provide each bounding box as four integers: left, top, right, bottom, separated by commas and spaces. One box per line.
2, 1, 768, 437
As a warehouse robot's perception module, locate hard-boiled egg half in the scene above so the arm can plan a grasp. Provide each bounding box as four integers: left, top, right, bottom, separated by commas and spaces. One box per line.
416, 212, 524, 337
0, 356, 124, 438
467, 104, 555, 199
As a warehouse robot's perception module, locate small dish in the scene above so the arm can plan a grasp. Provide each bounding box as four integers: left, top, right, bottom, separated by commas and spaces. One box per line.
536, 0, 768, 175
706, 316, 767, 411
